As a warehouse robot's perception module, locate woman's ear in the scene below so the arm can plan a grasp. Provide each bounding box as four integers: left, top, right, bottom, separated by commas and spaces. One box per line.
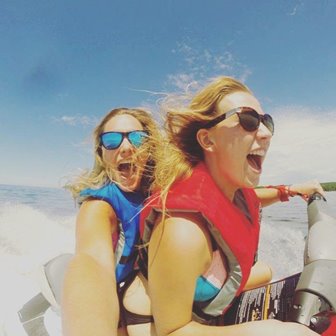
97, 146, 103, 158
196, 129, 215, 152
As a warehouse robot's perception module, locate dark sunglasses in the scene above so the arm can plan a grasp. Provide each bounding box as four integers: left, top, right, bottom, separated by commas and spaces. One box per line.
203, 107, 274, 135
100, 130, 148, 150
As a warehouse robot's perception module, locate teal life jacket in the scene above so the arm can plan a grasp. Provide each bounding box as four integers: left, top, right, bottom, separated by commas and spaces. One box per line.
80, 183, 144, 283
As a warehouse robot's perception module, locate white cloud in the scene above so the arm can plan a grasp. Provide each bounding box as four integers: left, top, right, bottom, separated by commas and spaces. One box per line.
288, 5, 298, 16
60, 116, 76, 125
166, 73, 197, 91
288, 0, 304, 16
261, 106, 336, 185
54, 115, 97, 127
167, 43, 252, 90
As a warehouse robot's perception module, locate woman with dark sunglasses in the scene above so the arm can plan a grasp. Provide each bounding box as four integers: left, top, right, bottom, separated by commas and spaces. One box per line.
61, 107, 161, 336
122, 77, 321, 336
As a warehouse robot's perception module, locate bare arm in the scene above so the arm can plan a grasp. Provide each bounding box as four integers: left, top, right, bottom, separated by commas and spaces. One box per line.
256, 180, 325, 207
61, 200, 119, 336
148, 213, 318, 336
243, 260, 272, 291
255, 187, 281, 207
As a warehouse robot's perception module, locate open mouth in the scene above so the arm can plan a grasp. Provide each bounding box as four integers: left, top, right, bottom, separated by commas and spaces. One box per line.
247, 154, 262, 171
117, 162, 137, 178
115, 161, 142, 191
118, 162, 132, 173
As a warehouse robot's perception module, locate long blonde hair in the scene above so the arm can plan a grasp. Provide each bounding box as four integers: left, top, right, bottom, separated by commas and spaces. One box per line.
153, 76, 251, 196
66, 107, 161, 200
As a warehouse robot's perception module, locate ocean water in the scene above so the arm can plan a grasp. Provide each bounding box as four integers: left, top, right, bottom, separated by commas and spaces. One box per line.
0, 184, 335, 334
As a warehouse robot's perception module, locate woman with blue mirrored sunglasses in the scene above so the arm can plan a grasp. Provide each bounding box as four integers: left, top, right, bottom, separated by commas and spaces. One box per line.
63, 108, 161, 336
100, 130, 149, 150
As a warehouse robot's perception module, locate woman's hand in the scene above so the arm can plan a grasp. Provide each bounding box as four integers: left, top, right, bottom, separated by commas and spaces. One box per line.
289, 180, 325, 201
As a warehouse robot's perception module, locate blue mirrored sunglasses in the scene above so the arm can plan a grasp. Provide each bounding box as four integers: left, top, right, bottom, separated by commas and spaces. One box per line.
203, 107, 274, 135
100, 130, 148, 150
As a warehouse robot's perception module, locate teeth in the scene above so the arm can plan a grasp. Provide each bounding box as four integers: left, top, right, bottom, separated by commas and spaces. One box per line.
249, 149, 265, 156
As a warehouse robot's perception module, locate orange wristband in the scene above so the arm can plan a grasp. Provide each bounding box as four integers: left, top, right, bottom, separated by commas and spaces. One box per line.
266, 185, 295, 202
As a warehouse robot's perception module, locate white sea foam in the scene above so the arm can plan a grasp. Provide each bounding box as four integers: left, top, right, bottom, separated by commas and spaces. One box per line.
259, 218, 306, 279
0, 202, 75, 334
0, 203, 75, 262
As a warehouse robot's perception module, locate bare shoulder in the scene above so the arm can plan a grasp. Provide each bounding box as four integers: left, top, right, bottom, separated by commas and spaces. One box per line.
75, 199, 118, 253
76, 199, 118, 234
150, 211, 212, 272
168, 212, 210, 249
78, 199, 116, 222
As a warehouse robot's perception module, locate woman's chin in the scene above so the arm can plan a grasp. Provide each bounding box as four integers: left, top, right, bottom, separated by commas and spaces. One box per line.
116, 176, 142, 192
117, 182, 139, 192
242, 174, 260, 189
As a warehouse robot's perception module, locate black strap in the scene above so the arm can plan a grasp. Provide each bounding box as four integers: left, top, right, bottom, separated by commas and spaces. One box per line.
137, 244, 148, 279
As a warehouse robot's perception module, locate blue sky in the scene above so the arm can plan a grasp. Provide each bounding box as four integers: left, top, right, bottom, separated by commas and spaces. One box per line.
1, 0, 336, 188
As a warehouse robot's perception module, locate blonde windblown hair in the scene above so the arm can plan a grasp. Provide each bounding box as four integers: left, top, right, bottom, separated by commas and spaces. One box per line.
65, 107, 161, 200
153, 76, 251, 196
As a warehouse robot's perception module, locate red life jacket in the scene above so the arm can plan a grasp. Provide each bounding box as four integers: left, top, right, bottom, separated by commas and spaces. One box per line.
140, 162, 261, 322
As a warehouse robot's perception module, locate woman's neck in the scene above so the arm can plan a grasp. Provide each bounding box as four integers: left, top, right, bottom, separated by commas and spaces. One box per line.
202, 160, 238, 201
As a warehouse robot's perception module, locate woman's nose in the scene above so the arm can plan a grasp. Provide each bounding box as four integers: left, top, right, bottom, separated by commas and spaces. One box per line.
119, 137, 134, 154
257, 122, 273, 140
